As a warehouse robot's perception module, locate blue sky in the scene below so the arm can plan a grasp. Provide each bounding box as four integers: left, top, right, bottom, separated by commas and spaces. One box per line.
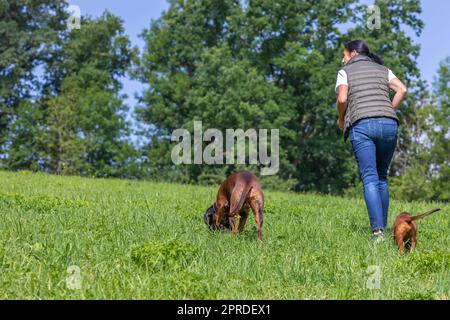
71, 0, 450, 106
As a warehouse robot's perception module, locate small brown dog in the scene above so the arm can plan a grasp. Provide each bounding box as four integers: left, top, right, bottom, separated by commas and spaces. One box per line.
203, 171, 264, 241
393, 208, 441, 254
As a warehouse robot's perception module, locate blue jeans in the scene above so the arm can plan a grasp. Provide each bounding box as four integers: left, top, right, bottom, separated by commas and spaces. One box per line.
350, 117, 398, 232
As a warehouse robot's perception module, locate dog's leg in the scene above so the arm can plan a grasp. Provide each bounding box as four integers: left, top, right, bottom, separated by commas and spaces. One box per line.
410, 223, 417, 253
410, 238, 416, 253
255, 190, 264, 242
228, 186, 245, 235
398, 239, 405, 255
214, 204, 226, 229
410, 229, 417, 253
228, 215, 238, 235
249, 198, 263, 242
238, 209, 249, 233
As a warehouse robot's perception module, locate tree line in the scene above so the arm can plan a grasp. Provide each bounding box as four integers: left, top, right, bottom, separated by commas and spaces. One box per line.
0, 0, 448, 202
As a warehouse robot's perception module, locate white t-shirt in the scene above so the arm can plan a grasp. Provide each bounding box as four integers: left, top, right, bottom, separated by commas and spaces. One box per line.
335, 69, 397, 93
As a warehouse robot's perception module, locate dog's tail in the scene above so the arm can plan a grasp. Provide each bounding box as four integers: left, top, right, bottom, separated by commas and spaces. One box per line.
411, 208, 441, 221
229, 185, 253, 216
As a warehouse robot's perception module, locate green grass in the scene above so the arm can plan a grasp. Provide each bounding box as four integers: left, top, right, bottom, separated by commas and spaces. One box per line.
0, 170, 448, 299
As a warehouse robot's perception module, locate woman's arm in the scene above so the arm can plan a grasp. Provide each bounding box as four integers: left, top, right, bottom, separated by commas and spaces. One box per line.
336, 85, 348, 130
389, 78, 407, 109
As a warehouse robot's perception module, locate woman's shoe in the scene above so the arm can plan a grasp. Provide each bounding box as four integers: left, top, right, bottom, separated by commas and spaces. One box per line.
372, 229, 385, 243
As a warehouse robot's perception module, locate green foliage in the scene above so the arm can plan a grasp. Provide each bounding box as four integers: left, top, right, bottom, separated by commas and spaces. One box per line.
0, 0, 68, 144
259, 175, 298, 192
408, 251, 450, 274
131, 239, 198, 271
0, 170, 448, 299
2, 100, 45, 171
0, 0, 446, 203
4, 12, 139, 178
136, 0, 423, 194
392, 57, 450, 202
0, 190, 89, 213
390, 163, 435, 201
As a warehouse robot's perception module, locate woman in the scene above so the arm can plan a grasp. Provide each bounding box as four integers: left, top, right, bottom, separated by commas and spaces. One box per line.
335, 40, 407, 241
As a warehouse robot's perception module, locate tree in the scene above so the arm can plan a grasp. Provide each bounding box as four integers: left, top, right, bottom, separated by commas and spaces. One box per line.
136, 0, 423, 193
5, 12, 139, 178
0, 0, 68, 148
392, 57, 450, 202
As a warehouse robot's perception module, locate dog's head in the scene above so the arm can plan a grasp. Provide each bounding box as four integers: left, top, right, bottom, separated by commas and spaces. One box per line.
203, 204, 216, 229
203, 203, 231, 230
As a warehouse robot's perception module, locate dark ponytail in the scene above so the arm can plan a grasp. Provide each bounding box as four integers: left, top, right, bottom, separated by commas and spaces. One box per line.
366, 52, 384, 65
345, 40, 384, 65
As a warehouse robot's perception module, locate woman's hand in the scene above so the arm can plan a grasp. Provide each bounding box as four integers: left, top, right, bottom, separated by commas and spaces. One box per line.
337, 117, 344, 131
389, 78, 407, 109
336, 85, 348, 130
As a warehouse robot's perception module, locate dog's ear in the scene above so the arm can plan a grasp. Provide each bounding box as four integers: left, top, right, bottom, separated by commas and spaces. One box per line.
207, 204, 217, 216
204, 204, 215, 226
203, 211, 211, 225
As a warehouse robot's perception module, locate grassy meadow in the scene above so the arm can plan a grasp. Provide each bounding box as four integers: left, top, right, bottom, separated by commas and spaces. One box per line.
0, 170, 448, 299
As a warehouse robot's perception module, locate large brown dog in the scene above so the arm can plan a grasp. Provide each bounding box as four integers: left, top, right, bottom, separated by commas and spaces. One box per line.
203, 171, 264, 241
393, 208, 441, 254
